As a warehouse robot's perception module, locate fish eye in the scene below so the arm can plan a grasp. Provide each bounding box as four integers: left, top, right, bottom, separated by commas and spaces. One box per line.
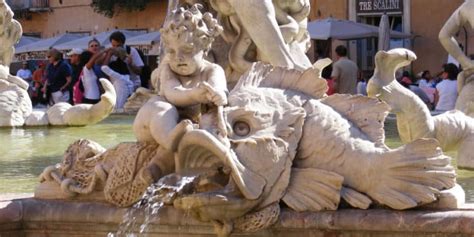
233, 121, 250, 137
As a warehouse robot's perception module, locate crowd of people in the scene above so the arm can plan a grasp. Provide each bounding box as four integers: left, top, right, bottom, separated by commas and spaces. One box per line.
322, 45, 464, 113
15, 31, 150, 112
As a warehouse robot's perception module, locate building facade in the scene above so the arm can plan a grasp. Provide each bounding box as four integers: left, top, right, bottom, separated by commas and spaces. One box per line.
12, 0, 474, 76
12, 0, 167, 38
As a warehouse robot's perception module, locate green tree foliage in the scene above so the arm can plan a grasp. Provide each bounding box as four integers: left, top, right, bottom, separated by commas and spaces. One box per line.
91, 0, 151, 18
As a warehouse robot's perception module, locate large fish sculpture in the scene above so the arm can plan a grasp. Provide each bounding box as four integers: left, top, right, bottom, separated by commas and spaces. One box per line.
171, 61, 456, 236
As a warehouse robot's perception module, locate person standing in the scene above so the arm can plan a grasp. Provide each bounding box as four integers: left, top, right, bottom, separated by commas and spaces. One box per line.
67, 48, 84, 104
16, 61, 32, 82
109, 31, 144, 91
331, 45, 359, 94
31, 62, 47, 106
43, 48, 73, 105
434, 63, 459, 112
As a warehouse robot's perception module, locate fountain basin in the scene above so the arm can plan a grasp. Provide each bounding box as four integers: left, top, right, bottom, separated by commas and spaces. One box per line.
1, 194, 474, 237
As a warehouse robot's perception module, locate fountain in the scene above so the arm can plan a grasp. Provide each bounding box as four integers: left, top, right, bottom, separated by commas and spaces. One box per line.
1, 1, 474, 237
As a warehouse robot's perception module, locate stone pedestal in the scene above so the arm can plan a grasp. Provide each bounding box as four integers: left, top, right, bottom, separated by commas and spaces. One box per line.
1, 195, 473, 237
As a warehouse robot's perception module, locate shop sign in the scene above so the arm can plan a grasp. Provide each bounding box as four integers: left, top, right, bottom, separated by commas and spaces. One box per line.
357, 0, 403, 14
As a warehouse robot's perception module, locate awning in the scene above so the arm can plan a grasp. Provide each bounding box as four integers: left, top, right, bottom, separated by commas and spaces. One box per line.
15, 33, 84, 54
54, 30, 146, 51
307, 17, 411, 40
15, 36, 41, 48
126, 31, 160, 46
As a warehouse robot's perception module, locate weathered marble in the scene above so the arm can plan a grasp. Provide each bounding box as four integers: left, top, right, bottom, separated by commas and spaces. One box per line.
209, 0, 312, 81
31, 2, 473, 237
367, 48, 474, 170
439, 0, 474, 115
0, 0, 29, 127
0, 69, 32, 127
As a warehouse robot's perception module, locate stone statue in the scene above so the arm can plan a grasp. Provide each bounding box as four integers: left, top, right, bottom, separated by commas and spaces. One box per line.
0, 0, 21, 66
34, 3, 469, 237
209, 0, 312, 85
439, 0, 474, 115
36, 60, 459, 236
0, 0, 29, 127
26, 79, 117, 126
37, 5, 229, 206
368, 48, 474, 169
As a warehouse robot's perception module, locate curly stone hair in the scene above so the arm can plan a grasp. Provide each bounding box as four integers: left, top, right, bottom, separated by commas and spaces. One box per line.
160, 4, 223, 53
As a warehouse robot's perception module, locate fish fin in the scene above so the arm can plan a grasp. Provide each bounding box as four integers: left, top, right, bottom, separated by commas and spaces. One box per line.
341, 186, 372, 209
234, 62, 329, 99
282, 168, 343, 211
366, 138, 456, 210
321, 94, 390, 147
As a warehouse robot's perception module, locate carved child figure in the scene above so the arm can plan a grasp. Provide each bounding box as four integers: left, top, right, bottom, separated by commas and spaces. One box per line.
133, 4, 227, 181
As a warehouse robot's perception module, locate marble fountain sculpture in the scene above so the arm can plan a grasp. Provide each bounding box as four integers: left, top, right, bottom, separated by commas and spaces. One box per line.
24, 2, 474, 237
0, 0, 115, 127
0, 1, 472, 237
439, 0, 474, 117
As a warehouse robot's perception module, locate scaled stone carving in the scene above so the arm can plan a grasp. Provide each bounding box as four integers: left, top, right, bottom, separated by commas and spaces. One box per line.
439, 0, 474, 116
367, 48, 474, 169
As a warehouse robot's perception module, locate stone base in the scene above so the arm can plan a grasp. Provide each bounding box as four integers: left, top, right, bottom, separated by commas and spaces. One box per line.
34, 181, 107, 203
1, 195, 474, 237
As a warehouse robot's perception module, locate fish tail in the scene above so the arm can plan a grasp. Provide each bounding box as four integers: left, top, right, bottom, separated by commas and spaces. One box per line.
365, 138, 456, 210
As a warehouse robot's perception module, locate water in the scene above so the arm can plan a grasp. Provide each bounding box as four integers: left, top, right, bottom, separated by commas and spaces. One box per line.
0, 114, 136, 193
110, 175, 198, 236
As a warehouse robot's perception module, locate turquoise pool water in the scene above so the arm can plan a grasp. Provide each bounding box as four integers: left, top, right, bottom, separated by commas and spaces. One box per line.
0, 115, 136, 193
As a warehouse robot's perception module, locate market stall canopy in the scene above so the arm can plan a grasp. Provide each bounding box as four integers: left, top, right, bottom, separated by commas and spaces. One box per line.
15, 33, 84, 54
15, 36, 41, 49
126, 31, 160, 46
54, 30, 146, 51
308, 17, 411, 40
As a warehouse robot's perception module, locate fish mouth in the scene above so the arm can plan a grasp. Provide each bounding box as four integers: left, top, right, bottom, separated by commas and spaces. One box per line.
172, 129, 264, 221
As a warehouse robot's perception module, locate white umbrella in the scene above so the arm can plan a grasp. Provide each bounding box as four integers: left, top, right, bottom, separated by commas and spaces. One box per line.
126, 31, 160, 46
54, 30, 146, 51
15, 33, 84, 54
308, 17, 410, 40
378, 13, 391, 51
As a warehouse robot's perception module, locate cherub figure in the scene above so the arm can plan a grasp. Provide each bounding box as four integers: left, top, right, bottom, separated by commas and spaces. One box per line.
0, 0, 21, 67
133, 4, 227, 181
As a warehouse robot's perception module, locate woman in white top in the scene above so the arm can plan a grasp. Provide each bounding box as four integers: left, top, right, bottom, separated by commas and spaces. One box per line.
80, 51, 102, 104
434, 63, 459, 111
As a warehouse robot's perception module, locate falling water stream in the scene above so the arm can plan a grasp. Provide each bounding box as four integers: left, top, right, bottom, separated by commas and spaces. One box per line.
109, 175, 199, 236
